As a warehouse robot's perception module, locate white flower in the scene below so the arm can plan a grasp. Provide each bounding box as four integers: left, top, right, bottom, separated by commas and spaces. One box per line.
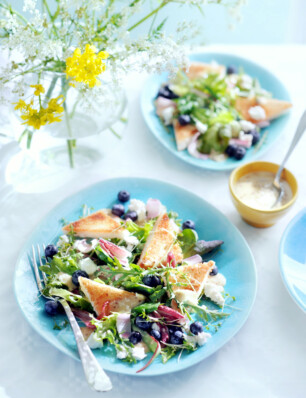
23, 0, 37, 13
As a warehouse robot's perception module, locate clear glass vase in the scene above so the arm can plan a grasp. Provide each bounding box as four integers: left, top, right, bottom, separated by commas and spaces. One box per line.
4, 74, 127, 193
39, 73, 127, 168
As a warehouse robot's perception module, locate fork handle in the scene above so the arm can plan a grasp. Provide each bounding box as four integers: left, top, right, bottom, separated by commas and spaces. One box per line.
60, 299, 112, 392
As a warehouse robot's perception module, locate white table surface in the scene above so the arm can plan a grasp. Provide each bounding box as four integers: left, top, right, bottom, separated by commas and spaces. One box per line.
0, 45, 305, 398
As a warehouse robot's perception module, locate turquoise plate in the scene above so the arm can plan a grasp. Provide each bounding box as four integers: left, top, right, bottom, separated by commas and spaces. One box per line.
141, 52, 291, 171
14, 177, 257, 376
279, 208, 306, 313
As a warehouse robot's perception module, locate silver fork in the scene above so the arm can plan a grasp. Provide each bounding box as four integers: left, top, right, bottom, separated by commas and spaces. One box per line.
272, 109, 306, 208
30, 244, 112, 392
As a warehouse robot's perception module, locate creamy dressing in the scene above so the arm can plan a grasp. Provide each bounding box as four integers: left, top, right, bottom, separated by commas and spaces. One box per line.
234, 171, 292, 210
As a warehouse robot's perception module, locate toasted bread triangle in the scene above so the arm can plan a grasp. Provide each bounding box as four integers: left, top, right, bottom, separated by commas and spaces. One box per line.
170, 261, 215, 295
137, 213, 179, 269
79, 277, 145, 315
173, 119, 197, 151
235, 97, 292, 122
186, 62, 226, 80
62, 209, 127, 239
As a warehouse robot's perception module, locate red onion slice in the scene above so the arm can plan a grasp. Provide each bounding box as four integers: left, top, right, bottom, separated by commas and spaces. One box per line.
146, 198, 162, 219
229, 138, 252, 148
99, 239, 130, 266
116, 313, 131, 335
188, 133, 209, 159
73, 239, 98, 253
184, 254, 202, 265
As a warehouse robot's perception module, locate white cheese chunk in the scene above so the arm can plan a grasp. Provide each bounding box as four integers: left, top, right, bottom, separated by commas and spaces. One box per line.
57, 235, 69, 247
203, 273, 226, 306
195, 120, 208, 134
79, 257, 98, 275
161, 107, 175, 125
185, 331, 211, 346
240, 120, 255, 132
248, 105, 266, 121
58, 272, 74, 291
87, 332, 103, 349
128, 199, 147, 223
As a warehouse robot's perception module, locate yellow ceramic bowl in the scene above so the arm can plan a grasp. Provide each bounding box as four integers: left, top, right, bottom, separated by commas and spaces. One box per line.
229, 161, 298, 228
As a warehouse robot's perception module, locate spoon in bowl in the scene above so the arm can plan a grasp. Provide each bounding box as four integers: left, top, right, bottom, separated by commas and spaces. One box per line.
272, 109, 306, 208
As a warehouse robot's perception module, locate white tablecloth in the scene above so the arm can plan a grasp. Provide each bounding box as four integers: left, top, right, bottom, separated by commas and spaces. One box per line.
0, 45, 305, 398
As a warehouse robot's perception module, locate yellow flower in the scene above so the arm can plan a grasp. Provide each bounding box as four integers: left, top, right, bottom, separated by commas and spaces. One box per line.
14, 99, 28, 111
65, 44, 109, 88
30, 84, 45, 96
14, 95, 64, 130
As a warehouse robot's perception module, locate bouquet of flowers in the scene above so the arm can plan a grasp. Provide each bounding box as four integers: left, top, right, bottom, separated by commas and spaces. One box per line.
0, 0, 245, 167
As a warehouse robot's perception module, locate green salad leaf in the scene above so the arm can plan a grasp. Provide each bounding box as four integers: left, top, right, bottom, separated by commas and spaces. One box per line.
49, 288, 93, 311
178, 228, 198, 256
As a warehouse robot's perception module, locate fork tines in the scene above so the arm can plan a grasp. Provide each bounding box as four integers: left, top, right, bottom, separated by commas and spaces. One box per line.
31, 244, 48, 294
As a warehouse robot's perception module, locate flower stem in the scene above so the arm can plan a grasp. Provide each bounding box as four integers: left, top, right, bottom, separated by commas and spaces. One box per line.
128, 2, 167, 31
64, 103, 74, 168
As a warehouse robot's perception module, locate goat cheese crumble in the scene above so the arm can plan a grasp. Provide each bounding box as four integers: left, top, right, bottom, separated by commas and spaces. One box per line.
128, 199, 146, 223
248, 105, 266, 121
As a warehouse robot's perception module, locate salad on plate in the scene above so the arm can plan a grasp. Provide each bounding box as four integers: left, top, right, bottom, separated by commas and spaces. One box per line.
155, 61, 292, 161
40, 190, 232, 371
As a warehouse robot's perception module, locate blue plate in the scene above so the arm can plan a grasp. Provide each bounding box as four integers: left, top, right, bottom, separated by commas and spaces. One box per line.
141, 52, 291, 171
14, 177, 257, 376
279, 208, 306, 313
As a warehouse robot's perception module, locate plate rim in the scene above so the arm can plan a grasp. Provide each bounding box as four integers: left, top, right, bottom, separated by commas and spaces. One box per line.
140, 51, 292, 171
279, 207, 306, 313
14, 176, 258, 376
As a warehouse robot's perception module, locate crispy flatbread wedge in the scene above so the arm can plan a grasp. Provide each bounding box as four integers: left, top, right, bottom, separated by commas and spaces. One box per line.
186, 62, 226, 80
137, 213, 179, 269
235, 97, 292, 122
169, 261, 215, 304
173, 119, 197, 151
62, 209, 127, 240
170, 261, 214, 293
79, 277, 145, 315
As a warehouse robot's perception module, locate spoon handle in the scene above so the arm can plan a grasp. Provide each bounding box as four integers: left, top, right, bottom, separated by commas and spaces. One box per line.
275, 109, 306, 182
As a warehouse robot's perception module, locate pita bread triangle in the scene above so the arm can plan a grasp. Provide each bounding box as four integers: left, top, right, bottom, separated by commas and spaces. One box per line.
173, 119, 197, 151
62, 209, 127, 239
235, 96, 292, 122
170, 261, 215, 294
79, 277, 145, 315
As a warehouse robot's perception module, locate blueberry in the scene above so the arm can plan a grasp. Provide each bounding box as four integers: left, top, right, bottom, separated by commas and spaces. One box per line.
226, 65, 237, 75
190, 321, 204, 335
118, 190, 130, 203
178, 114, 191, 126
112, 204, 125, 217
142, 275, 162, 288
135, 315, 152, 331
168, 325, 182, 335
129, 331, 142, 345
150, 329, 161, 341
45, 244, 58, 259
234, 146, 246, 160
157, 85, 178, 100
45, 300, 61, 316
210, 265, 218, 276
182, 220, 195, 230
248, 130, 260, 146
225, 144, 238, 158
169, 330, 184, 345
72, 270, 89, 286
124, 211, 138, 222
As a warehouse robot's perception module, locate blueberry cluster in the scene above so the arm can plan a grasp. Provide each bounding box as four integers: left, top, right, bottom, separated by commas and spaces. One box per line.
111, 190, 138, 222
